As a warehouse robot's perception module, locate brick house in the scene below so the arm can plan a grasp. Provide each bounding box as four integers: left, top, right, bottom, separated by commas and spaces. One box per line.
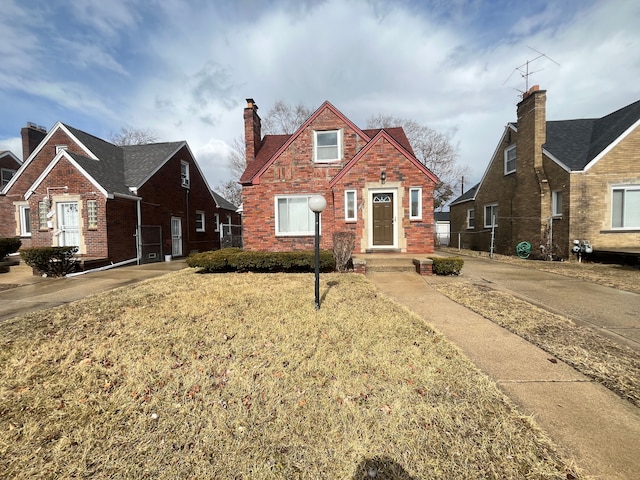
449, 86, 640, 259
0, 122, 237, 265
1, 150, 21, 189
240, 99, 439, 253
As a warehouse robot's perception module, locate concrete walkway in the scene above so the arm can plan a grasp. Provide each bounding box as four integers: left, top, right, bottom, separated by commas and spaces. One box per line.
368, 266, 640, 480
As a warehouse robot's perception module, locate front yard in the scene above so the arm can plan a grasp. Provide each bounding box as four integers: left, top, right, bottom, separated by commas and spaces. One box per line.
0, 271, 578, 479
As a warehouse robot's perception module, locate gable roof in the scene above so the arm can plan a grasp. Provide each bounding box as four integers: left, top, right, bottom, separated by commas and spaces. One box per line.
330, 129, 438, 187
239, 101, 428, 185
450, 183, 479, 206
0, 150, 22, 166
5, 122, 208, 198
434, 211, 450, 222
211, 190, 238, 211
543, 99, 640, 171
240, 101, 371, 185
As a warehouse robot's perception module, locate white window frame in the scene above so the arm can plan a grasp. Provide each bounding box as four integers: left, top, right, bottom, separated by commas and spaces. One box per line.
504, 145, 516, 175
409, 187, 422, 220
55, 145, 68, 154
552, 190, 563, 217
612, 185, 640, 229
195, 210, 205, 232
484, 204, 498, 228
214, 213, 220, 232
181, 161, 190, 188
19, 204, 31, 237
313, 129, 342, 163
1, 168, 16, 187
345, 190, 357, 221
275, 195, 317, 236
467, 208, 475, 229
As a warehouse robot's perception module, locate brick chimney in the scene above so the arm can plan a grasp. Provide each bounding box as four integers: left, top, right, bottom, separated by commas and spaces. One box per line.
21, 122, 47, 161
516, 85, 546, 171
244, 98, 262, 164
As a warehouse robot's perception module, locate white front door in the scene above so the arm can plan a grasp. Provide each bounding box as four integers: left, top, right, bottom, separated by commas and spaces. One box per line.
57, 202, 79, 247
171, 217, 183, 257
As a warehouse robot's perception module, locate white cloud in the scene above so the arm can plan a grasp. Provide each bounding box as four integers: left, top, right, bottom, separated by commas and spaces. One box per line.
0, 0, 638, 194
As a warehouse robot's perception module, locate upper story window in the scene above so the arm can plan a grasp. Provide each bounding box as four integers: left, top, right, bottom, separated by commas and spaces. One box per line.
181, 161, 190, 188
552, 190, 563, 217
409, 187, 422, 220
612, 186, 640, 229
345, 190, 357, 221
1, 168, 16, 187
467, 208, 475, 229
314, 130, 342, 163
504, 145, 516, 175
484, 204, 498, 228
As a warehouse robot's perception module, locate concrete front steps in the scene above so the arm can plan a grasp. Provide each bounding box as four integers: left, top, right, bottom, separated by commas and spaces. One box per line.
352, 254, 434, 275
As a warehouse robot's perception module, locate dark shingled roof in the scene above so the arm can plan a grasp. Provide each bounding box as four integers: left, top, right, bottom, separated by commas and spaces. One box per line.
63, 124, 187, 194
211, 190, 238, 211
543, 99, 640, 171
450, 183, 479, 205
434, 211, 450, 222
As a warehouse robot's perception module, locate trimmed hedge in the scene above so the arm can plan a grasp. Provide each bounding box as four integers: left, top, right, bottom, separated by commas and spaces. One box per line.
187, 248, 336, 273
429, 256, 464, 275
20, 246, 80, 277
0, 237, 21, 260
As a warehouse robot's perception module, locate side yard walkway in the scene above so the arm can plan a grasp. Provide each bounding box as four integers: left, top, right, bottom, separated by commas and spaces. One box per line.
368, 271, 640, 480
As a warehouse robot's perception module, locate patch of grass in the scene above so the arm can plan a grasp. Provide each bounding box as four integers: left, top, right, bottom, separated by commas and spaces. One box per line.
0, 271, 578, 479
432, 281, 640, 407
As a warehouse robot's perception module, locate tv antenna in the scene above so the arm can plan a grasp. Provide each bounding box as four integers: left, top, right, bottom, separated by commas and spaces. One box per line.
505, 46, 560, 95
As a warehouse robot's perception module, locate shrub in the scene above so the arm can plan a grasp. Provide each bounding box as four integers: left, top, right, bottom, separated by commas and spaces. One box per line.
429, 256, 464, 275
187, 248, 335, 273
20, 246, 80, 277
0, 237, 21, 260
333, 231, 355, 272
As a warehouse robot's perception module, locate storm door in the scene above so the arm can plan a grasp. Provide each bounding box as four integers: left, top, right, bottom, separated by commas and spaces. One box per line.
171, 217, 183, 257
57, 202, 79, 247
372, 192, 394, 246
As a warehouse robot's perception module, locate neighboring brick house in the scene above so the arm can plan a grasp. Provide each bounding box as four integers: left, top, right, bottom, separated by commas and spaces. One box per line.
0, 150, 21, 189
450, 86, 640, 259
0, 122, 233, 265
240, 99, 439, 253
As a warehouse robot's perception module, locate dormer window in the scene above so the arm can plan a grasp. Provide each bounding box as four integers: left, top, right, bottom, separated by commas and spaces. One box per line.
313, 130, 342, 163
181, 161, 190, 188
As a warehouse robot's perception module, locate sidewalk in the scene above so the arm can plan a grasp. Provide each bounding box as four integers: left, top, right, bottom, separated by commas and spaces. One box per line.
367, 270, 640, 480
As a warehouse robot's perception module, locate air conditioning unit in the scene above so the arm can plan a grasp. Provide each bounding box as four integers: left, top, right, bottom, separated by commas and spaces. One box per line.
181, 178, 190, 188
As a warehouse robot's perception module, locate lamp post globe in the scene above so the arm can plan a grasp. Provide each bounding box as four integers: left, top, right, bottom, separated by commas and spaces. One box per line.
309, 195, 327, 213
309, 195, 326, 310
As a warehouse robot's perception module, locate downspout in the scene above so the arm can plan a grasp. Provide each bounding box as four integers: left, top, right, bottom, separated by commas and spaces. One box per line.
136, 197, 142, 265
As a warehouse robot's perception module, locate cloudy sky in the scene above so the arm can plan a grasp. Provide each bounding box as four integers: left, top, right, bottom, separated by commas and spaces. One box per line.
1, 0, 638, 194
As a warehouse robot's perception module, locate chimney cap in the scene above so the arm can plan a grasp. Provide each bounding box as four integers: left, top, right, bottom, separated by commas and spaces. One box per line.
245, 98, 257, 110
26, 122, 47, 132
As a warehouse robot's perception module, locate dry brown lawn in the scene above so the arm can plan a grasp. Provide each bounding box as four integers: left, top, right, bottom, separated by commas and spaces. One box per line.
436, 248, 640, 407
0, 270, 579, 479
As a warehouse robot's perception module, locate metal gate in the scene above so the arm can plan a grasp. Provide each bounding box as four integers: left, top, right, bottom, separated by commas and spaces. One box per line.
140, 225, 162, 264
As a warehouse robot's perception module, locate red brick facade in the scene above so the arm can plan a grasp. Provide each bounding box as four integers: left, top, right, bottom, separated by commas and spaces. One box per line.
241, 101, 438, 253
0, 123, 234, 263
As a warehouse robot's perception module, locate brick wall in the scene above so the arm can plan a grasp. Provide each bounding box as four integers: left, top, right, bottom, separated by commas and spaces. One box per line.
569, 126, 640, 250
242, 111, 436, 253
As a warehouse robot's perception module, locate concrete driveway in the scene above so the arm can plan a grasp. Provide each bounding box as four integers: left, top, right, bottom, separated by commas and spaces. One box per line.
432, 251, 640, 352
0, 260, 188, 322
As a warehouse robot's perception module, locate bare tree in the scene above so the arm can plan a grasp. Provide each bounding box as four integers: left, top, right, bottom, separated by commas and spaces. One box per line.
215, 179, 242, 207
110, 126, 158, 146
262, 100, 314, 135
367, 114, 468, 210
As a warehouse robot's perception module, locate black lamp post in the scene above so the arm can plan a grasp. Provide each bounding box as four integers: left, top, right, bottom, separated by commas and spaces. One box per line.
309, 195, 327, 310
